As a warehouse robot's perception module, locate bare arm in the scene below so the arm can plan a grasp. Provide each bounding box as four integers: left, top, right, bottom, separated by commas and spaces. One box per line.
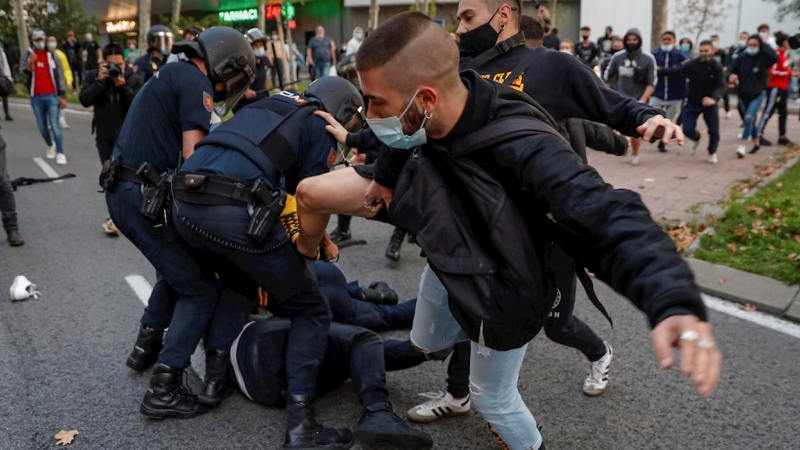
640, 85, 655, 103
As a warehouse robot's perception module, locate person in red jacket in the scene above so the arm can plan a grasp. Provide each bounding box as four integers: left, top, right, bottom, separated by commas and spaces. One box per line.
755, 32, 793, 146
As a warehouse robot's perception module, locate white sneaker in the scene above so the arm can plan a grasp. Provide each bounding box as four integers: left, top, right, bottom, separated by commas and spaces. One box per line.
9, 276, 41, 302
690, 139, 700, 156
736, 132, 743, 140
630, 155, 640, 166
736, 145, 746, 159
725, 111, 732, 119
56, 153, 67, 165
583, 342, 613, 397
46, 144, 56, 159
407, 391, 471, 423
708, 154, 719, 164
59, 119, 69, 129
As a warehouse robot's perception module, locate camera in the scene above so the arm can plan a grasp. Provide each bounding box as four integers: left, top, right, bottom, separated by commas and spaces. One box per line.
107, 62, 121, 78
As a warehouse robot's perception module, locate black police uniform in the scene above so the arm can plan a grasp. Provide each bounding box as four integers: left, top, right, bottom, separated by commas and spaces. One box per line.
233, 55, 270, 111
105, 61, 224, 371
170, 92, 338, 399
133, 52, 164, 83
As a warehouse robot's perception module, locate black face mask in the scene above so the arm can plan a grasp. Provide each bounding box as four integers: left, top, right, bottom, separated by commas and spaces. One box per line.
459, 8, 500, 57
625, 41, 641, 53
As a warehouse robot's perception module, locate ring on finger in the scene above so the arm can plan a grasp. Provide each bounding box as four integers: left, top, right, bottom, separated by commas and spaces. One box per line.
679, 330, 699, 341
696, 340, 715, 349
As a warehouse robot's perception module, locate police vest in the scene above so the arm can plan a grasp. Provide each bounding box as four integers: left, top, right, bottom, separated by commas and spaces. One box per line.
199, 91, 318, 185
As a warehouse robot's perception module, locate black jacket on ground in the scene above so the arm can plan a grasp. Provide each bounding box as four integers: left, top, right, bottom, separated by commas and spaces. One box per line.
378, 72, 706, 349
658, 58, 726, 105
729, 43, 778, 101
79, 67, 142, 144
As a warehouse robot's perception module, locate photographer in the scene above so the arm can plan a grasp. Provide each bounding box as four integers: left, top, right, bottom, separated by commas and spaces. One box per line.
79, 43, 142, 235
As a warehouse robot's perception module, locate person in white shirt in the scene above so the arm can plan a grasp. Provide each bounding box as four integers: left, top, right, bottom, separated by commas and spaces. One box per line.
345, 27, 364, 56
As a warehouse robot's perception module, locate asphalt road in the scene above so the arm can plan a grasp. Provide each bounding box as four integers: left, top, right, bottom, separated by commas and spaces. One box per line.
0, 103, 798, 450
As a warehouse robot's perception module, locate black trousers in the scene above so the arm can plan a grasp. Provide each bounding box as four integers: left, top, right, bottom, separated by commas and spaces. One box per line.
756, 87, 788, 138
232, 320, 426, 407
445, 243, 607, 397
173, 200, 331, 397
0, 134, 17, 232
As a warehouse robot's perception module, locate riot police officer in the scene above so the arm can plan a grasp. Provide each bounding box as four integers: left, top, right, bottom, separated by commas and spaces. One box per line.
169, 76, 364, 449
133, 25, 173, 82
103, 26, 255, 419
234, 28, 271, 111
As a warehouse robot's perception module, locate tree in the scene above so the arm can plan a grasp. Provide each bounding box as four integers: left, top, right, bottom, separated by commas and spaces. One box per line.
0, 0, 96, 57
652, 0, 669, 49
765, 0, 800, 18
674, 0, 731, 44
410, 0, 436, 18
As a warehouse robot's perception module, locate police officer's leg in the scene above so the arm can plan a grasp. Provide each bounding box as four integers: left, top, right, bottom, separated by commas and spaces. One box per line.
126, 274, 176, 371
106, 183, 218, 419
200, 265, 257, 407
543, 244, 610, 396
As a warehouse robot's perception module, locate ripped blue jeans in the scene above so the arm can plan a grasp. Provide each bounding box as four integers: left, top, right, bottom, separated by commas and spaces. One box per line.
410, 264, 542, 450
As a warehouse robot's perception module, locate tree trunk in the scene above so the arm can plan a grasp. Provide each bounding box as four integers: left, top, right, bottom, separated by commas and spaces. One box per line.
258, 0, 266, 32
369, 0, 380, 30
423, 0, 431, 17
13, 0, 29, 56
171, 0, 181, 33
139, 0, 152, 55
651, 0, 668, 50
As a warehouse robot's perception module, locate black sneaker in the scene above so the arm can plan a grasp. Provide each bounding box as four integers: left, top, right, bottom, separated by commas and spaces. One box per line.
778, 137, 794, 145
658, 142, 668, 152
4, 115, 12, 121
760, 137, 773, 146
355, 403, 433, 449
749, 145, 761, 154
385, 228, 405, 262
361, 282, 399, 305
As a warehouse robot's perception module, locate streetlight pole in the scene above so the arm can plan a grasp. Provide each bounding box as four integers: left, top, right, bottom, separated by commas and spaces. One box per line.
735, 0, 743, 41
14, 0, 29, 57
139, 0, 152, 55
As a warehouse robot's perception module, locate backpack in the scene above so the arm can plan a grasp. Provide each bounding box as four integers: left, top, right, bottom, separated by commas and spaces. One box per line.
0, 75, 13, 97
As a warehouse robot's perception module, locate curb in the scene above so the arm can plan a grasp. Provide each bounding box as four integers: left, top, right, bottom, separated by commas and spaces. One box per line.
7, 96, 90, 113
686, 257, 800, 322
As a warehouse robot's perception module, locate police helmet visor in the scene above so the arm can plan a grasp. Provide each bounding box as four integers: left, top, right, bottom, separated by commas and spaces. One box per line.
212, 59, 255, 116
151, 31, 174, 55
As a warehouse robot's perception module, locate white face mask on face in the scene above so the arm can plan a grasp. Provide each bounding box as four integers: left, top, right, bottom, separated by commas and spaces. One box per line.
366, 89, 431, 149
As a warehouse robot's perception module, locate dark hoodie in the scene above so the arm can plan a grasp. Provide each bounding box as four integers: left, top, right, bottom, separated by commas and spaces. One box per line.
729, 42, 778, 101
603, 28, 657, 100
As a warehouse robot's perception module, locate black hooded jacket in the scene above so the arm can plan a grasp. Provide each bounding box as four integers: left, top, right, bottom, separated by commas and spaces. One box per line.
377, 72, 706, 349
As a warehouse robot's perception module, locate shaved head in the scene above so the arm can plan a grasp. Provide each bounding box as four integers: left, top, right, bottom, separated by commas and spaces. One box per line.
357, 12, 460, 95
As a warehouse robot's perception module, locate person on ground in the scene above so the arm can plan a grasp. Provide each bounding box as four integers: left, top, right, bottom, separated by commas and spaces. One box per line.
48, 35, 72, 130
295, 13, 721, 450
603, 28, 658, 165
651, 31, 691, 152
20, 29, 68, 165
231, 318, 434, 448
0, 131, 23, 246
659, 40, 726, 164
710, 34, 732, 119
307, 26, 336, 80
755, 31, 794, 147
598, 25, 614, 56
62, 30, 82, 90
0, 42, 12, 121
346, 27, 364, 57
80, 42, 142, 236
575, 26, 600, 67
729, 34, 778, 156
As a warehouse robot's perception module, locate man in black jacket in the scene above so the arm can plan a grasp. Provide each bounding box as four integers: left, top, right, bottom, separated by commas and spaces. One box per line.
295, 12, 720, 450
659, 40, 726, 163
80, 43, 142, 235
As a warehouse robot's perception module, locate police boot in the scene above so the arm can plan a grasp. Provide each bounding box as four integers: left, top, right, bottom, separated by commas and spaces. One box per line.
354, 402, 433, 449
385, 228, 405, 262
198, 349, 233, 407
284, 394, 354, 450
329, 215, 352, 244
140, 363, 207, 420
361, 282, 399, 305
126, 324, 164, 371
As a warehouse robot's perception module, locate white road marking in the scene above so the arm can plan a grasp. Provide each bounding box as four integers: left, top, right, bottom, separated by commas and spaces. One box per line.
702, 293, 800, 340
32, 157, 64, 183
125, 275, 152, 306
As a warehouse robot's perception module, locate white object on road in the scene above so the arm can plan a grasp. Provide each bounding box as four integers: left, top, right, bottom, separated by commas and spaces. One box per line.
32, 157, 64, 183
9, 276, 41, 302
702, 294, 800, 340
125, 274, 152, 307
56, 153, 67, 165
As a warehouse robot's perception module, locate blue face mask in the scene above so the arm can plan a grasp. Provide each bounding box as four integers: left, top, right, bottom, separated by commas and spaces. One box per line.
254, 48, 265, 57
661, 44, 674, 52
680, 43, 691, 52
366, 89, 431, 149
745, 47, 759, 56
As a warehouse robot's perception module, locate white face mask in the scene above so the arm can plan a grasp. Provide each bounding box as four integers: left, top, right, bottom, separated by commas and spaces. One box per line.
47, 42, 57, 50
560, 48, 572, 53
85, 34, 92, 41
366, 89, 431, 149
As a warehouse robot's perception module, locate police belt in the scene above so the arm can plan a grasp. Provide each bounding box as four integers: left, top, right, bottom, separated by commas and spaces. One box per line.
118, 166, 150, 185
172, 172, 262, 206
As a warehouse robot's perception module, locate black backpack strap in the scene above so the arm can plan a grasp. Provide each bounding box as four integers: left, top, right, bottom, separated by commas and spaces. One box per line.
460, 32, 526, 71
450, 117, 563, 158
575, 268, 613, 328
501, 56, 531, 90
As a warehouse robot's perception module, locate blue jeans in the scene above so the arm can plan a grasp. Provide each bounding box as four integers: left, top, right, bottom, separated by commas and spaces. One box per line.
683, 102, 720, 155
30, 94, 64, 154
740, 93, 765, 141
410, 265, 542, 450
313, 61, 331, 80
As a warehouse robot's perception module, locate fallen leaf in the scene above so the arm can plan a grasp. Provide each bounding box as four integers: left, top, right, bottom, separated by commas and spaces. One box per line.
645, 178, 655, 182
776, 182, 783, 190
699, 190, 710, 195
719, 277, 727, 284
55, 430, 79, 446
708, 214, 717, 224
789, 253, 799, 262
795, 235, 800, 244
739, 303, 757, 312
739, 246, 748, 251
727, 243, 737, 253
675, 176, 689, 180
747, 205, 764, 215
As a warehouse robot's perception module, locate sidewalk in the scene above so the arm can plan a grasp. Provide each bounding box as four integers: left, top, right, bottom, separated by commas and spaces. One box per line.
588, 108, 800, 321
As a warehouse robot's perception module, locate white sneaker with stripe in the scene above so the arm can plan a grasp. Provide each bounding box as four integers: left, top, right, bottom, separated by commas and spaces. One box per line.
407, 391, 470, 423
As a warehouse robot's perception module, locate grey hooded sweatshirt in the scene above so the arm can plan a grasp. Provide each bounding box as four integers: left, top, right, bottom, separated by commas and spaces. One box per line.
603, 28, 657, 100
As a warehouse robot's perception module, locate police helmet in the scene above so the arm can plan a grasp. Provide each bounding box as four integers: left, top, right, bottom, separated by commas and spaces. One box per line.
245, 28, 267, 45
172, 26, 256, 116
304, 76, 366, 133
183, 25, 204, 40
147, 25, 174, 55
336, 54, 360, 92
